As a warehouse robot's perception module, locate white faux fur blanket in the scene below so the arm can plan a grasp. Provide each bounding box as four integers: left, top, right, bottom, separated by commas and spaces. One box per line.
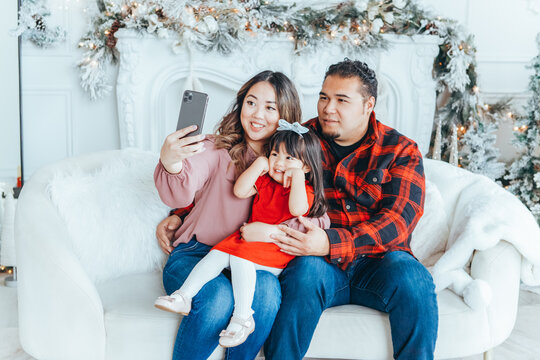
430, 174, 540, 308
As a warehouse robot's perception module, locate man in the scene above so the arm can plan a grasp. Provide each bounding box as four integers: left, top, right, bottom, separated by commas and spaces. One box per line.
263, 59, 438, 359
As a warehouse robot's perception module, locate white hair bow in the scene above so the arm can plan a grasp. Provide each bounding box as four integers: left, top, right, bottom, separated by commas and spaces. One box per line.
276, 119, 309, 137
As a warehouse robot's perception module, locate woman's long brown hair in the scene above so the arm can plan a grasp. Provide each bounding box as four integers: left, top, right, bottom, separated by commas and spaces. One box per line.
214, 71, 302, 175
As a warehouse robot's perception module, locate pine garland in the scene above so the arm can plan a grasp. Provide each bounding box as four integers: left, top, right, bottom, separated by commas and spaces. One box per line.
76, 0, 449, 100
77, 1, 509, 176
13, 0, 538, 223
505, 34, 540, 225
12, 0, 65, 47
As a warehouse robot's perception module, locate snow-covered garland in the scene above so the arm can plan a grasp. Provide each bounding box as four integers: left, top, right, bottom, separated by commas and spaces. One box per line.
78, 1, 507, 176
505, 34, 540, 225
77, 0, 468, 101
12, 0, 65, 47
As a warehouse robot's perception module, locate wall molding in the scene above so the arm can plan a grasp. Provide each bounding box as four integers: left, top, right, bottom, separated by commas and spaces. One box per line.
477, 56, 532, 64
22, 88, 74, 173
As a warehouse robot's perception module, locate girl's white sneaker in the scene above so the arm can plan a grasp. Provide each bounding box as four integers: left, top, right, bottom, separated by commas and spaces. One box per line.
154, 291, 192, 315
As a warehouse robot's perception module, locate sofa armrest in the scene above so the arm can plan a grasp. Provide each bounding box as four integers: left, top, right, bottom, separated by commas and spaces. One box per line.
15, 168, 106, 360
470, 240, 521, 349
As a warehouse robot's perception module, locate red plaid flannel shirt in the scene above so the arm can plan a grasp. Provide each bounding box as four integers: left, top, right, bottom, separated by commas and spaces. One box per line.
304, 112, 425, 270
171, 203, 194, 221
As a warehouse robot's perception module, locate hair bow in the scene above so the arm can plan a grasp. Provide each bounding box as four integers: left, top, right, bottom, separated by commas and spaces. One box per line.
276, 119, 309, 137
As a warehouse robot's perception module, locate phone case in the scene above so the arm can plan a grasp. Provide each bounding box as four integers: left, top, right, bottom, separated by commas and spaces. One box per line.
176, 90, 209, 135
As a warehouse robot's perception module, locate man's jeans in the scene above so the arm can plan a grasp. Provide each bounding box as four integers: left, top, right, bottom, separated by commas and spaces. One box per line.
162, 237, 281, 360
265, 251, 439, 360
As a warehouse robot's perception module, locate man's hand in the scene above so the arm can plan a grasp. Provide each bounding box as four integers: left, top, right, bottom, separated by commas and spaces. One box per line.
271, 216, 330, 256
156, 215, 182, 254
240, 222, 284, 243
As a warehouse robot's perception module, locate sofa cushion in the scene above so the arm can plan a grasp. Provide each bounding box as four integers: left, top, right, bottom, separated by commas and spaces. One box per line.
410, 180, 450, 267
97, 272, 226, 360
97, 272, 493, 360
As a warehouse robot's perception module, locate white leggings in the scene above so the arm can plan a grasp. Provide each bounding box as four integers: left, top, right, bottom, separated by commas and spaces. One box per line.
178, 250, 282, 320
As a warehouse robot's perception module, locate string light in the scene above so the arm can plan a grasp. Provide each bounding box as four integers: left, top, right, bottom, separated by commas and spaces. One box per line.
472, 85, 479, 93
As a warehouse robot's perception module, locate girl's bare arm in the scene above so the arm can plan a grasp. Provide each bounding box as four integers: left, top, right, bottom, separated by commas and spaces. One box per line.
233, 156, 269, 198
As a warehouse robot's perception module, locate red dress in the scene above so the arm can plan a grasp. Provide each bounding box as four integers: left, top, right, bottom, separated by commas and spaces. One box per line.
212, 174, 314, 269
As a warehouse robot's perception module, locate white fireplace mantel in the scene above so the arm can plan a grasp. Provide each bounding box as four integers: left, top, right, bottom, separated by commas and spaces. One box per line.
115, 29, 442, 155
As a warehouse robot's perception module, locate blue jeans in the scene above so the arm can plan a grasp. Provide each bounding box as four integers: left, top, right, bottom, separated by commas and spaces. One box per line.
264, 252, 438, 360
162, 237, 281, 360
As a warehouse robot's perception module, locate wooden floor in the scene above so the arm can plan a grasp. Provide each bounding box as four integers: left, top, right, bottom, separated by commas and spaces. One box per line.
1, 274, 539, 360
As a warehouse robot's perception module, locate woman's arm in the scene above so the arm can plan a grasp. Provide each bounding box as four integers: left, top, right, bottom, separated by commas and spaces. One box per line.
234, 156, 269, 198
286, 168, 309, 217
240, 214, 331, 243
154, 137, 217, 208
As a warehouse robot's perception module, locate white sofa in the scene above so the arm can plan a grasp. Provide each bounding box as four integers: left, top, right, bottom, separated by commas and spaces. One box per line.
15, 149, 522, 360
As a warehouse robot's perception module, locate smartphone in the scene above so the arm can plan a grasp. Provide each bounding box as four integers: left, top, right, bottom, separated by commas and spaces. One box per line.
176, 90, 209, 135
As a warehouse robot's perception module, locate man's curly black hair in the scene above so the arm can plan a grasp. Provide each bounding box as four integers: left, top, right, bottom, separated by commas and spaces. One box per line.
324, 58, 378, 104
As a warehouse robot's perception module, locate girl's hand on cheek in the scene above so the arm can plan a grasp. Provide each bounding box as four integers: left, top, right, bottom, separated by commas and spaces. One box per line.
283, 168, 305, 188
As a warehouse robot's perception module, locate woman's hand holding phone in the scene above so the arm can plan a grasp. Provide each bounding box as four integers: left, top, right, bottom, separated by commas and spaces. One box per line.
160, 125, 206, 174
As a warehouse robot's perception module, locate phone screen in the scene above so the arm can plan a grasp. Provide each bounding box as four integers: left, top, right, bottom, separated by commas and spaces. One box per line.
176, 90, 209, 135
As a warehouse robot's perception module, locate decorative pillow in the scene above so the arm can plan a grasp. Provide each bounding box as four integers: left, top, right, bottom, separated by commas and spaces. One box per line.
47, 149, 170, 283
410, 180, 450, 267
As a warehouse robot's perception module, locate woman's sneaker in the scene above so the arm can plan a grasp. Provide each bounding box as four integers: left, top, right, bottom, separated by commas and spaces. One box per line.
154, 290, 192, 315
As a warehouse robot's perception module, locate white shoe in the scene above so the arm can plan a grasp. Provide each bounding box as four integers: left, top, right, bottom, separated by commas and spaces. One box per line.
219, 315, 255, 348
154, 291, 192, 315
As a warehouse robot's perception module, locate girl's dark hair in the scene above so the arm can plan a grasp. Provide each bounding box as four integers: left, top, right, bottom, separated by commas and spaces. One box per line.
268, 129, 328, 217
215, 71, 302, 175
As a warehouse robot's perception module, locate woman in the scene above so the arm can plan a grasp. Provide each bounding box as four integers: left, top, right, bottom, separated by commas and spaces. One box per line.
155, 71, 313, 359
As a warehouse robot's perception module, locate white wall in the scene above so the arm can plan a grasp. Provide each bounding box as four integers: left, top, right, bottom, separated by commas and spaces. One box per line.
0, 0, 21, 186
0, 0, 539, 184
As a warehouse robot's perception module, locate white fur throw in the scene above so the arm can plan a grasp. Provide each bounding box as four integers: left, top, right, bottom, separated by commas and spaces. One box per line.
430, 171, 540, 309
47, 149, 169, 283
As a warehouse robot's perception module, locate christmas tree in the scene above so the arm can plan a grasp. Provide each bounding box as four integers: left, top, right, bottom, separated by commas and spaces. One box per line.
505, 34, 540, 225
459, 100, 508, 180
